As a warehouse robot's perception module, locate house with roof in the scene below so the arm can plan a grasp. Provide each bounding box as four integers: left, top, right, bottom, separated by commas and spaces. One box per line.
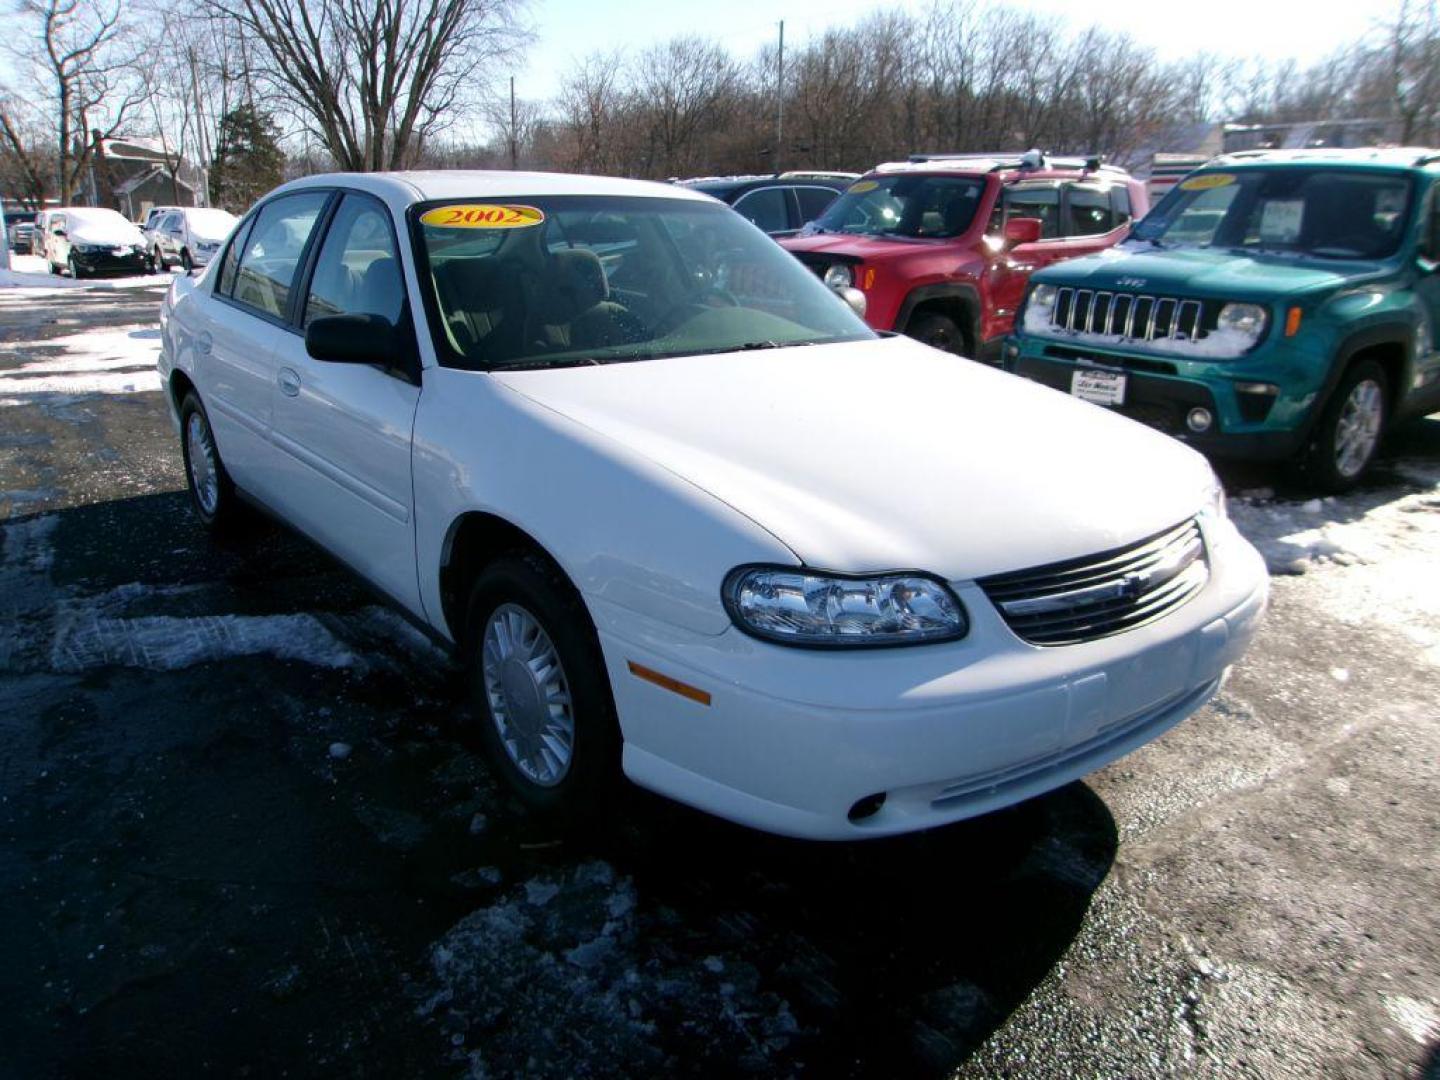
84, 132, 207, 222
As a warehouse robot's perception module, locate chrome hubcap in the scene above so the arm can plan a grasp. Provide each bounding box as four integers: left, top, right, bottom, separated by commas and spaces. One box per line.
186, 412, 220, 515
1334, 378, 1382, 478
481, 603, 575, 786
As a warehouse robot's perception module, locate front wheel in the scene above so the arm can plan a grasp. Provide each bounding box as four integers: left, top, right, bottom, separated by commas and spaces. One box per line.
465, 553, 620, 818
179, 392, 242, 532
1300, 359, 1388, 492
67, 255, 81, 279
152, 247, 165, 273
181, 248, 193, 273
907, 312, 965, 355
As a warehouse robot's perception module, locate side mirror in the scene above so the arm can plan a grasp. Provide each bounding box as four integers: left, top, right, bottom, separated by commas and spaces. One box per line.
54, 228, 67, 238
306, 313, 408, 367
1003, 217, 1042, 246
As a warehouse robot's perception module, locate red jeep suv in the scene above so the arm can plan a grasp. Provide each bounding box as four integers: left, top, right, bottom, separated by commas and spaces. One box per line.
780, 151, 1149, 363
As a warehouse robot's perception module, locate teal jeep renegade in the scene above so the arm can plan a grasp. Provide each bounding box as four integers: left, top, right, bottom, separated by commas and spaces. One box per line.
1005, 148, 1440, 490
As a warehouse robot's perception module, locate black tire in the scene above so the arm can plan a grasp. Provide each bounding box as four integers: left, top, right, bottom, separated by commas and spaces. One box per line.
464, 552, 620, 818
181, 248, 193, 273
906, 311, 965, 355
178, 392, 242, 532
67, 255, 81, 278
152, 247, 165, 273
1298, 358, 1388, 493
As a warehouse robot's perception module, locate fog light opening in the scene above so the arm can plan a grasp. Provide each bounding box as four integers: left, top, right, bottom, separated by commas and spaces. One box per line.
848, 792, 887, 823
1186, 407, 1214, 433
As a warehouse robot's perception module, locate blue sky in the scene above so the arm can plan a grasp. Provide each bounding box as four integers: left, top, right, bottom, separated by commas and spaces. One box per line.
516, 0, 1388, 104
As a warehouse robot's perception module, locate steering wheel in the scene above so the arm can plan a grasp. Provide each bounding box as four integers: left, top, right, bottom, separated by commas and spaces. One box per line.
653, 287, 740, 336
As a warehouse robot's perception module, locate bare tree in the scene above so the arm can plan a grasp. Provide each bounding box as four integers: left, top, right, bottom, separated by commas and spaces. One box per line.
210, 0, 530, 171
8, 0, 147, 204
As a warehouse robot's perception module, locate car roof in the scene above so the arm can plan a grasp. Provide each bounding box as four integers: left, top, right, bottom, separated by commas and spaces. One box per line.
1209, 147, 1440, 171
269, 170, 715, 212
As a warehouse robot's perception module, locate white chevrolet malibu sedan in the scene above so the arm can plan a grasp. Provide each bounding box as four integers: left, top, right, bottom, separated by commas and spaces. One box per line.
158, 171, 1268, 839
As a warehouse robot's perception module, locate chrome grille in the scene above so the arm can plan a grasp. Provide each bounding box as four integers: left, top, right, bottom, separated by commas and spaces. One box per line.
1052, 287, 1206, 345
979, 519, 1208, 646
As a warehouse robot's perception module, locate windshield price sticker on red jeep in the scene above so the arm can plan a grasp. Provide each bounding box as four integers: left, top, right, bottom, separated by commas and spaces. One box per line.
420, 204, 545, 229
1178, 173, 1236, 192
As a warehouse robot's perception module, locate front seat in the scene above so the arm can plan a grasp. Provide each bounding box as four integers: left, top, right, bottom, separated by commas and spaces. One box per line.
533, 249, 644, 351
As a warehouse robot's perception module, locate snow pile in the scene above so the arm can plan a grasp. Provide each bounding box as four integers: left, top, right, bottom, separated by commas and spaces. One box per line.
51, 597, 359, 672
0, 324, 162, 397
1229, 464, 1440, 666
418, 860, 799, 1075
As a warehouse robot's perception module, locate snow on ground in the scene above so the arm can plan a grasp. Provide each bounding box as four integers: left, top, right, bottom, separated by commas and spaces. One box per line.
0, 323, 162, 397
418, 859, 799, 1075
0, 253, 173, 294
1229, 461, 1440, 665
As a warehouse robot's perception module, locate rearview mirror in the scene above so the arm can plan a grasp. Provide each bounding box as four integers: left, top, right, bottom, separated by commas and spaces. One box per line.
1003, 217, 1042, 246
306, 314, 409, 368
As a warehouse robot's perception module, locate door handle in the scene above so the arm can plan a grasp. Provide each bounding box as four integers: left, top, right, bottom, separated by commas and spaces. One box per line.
277, 368, 302, 397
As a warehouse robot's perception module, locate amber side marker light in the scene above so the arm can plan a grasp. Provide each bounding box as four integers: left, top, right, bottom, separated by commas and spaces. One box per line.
1284, 306, 1303, 337
627, 661, 712, 706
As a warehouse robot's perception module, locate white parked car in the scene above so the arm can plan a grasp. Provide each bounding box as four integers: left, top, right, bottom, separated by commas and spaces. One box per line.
158, 171, 1268, 840
41, 207, 151, 277
148, 206, 240, 273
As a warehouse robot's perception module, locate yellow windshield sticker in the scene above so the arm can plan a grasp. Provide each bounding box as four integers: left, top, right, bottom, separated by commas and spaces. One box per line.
847, 179, 879, 194
1178, 173, 1236, 192
420, 204, 545, 229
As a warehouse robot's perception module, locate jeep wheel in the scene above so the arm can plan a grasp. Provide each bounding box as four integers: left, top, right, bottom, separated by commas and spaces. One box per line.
181, 248, 194, 273
465, 553, 620, 818
1302, 359, 1387, 493
907, 312, 964, 355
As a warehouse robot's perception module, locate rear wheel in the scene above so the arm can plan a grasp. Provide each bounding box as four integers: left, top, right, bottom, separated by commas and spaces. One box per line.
1300, 359, 1388, 492
179, 392, 242, 532
464, 553, 620, 818
907, 312, 965, 355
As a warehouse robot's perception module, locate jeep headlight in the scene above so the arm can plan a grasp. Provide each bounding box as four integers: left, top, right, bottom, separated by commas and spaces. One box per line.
723, 567, 967, 647
1028, 284, 1058, 315
823, 263, 853, 290
1217, 303, 1268, 344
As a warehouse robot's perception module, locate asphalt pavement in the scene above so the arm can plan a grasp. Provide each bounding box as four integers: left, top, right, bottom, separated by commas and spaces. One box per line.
1, 280, 1436, 1078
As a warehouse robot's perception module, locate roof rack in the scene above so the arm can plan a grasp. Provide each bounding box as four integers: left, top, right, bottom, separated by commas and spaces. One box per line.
1415, 151, 1440, 167
778, 170, 860, 180
905, 149, 1126, 175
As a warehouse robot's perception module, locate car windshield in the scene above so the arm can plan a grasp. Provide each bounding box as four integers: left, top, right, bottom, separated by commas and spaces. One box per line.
809, 175, 985, 238
1132, 168, 1413, 260
415, 195, 875, 370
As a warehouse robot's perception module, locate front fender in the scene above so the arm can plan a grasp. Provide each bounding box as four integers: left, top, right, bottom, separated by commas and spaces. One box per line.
412, 368, 797, 642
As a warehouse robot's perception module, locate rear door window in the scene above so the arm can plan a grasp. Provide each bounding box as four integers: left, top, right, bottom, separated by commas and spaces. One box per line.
229, 192, 329, 321
732, 187, 790, 234
796, 186, 839, 223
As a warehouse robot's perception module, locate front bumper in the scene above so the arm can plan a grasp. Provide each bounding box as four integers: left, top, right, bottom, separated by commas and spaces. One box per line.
593, 516, 1268, 840
1005, 337, 1320, 461
71, 248, 152, 276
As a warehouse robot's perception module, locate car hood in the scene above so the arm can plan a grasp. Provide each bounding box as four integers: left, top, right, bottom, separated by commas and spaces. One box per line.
1034, 241, 1388, 302
492, 336, 1215, 581
70, 222, 147, 247
780, 232, 952, 262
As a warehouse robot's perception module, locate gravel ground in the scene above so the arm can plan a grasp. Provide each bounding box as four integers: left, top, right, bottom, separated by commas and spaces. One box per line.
1, 280, 1437, 1078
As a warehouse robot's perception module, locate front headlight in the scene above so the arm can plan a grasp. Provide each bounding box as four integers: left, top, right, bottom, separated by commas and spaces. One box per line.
1217, 303, 1268, 344
1028, 284, 1058, 315
823, 263, 854, 290
723, 566, 967, 647
1202, 477, 1227, 522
